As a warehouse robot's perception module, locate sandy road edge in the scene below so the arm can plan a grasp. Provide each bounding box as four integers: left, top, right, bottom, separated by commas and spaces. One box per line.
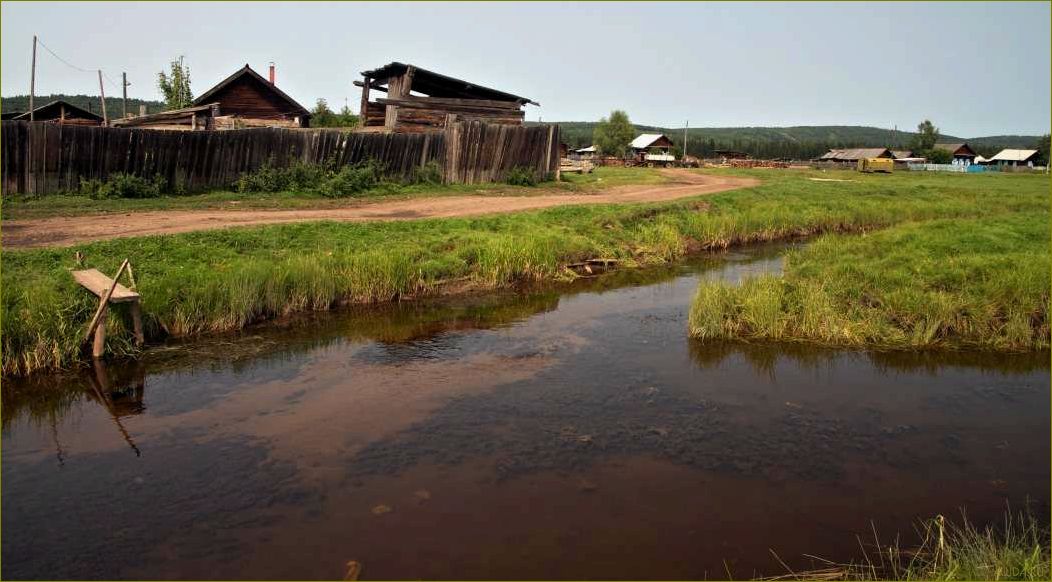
2, 171, 759, 249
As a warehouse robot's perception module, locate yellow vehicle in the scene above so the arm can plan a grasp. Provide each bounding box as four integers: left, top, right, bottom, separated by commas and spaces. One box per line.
857, 157, 894, 173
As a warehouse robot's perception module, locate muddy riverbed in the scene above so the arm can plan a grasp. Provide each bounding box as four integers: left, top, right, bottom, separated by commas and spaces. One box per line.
2, 243, 1048, 580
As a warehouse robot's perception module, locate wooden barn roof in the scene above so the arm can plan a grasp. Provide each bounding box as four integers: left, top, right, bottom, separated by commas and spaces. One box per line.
361, 62, 539, 106
193, 65, 310, 116
12, 99, 103, 121
934, 142, 976, 156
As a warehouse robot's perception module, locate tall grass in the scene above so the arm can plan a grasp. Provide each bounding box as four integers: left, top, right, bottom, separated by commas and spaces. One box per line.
765, 508, 1049, 581
689, 213, 1050, 351
3, 170, 1048, 375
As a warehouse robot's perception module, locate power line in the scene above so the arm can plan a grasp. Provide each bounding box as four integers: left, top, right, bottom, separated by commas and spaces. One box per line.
35, 37, 95, 74
36, 36, 123, 90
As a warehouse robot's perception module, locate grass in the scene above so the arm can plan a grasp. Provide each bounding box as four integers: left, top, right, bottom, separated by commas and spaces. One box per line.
2, 169, 1048, 376
764, 507, 1049, 581
688, 212, 1050, 351
0, 166, 674, 220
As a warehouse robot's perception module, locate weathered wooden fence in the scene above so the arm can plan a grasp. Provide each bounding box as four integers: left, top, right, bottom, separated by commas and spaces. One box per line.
1, 120, 559, 195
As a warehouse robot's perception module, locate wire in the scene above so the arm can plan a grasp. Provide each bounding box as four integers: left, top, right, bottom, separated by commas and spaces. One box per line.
36, 37, 95, 73
36, 37, 124, 90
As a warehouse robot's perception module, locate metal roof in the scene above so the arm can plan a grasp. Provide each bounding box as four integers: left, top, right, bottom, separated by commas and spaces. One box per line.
575, 146, 597, 153
361, 62, 538, 106
989, 149, 1039, 162
819, 148, 892, 161
630, 134, 670, 149
890, 150, 913, 159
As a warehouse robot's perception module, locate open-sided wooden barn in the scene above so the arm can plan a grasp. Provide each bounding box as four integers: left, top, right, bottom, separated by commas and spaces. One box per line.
8, 100, 103, 125
356, 62, 538, 133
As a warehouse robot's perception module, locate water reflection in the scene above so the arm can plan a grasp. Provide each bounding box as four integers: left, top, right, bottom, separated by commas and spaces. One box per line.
2, 242, 1048, 580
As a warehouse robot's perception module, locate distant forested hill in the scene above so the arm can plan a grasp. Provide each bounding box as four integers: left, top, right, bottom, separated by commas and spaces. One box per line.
2, 94, 165, 120
541, 121, 1045, 159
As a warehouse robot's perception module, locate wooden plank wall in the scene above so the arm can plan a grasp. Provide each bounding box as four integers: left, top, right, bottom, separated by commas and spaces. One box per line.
1, 120, 559, 195
443, 119, 559, 184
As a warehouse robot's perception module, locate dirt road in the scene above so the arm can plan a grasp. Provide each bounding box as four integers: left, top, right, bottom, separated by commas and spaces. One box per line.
2, 170, 758, 249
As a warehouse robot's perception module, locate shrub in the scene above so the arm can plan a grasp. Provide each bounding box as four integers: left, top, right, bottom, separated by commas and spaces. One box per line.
506, 166, 538, 187
317, 162, 381, 198
79, 173, 165, 199
410, 161, 443, 185
236, 161, 329, 194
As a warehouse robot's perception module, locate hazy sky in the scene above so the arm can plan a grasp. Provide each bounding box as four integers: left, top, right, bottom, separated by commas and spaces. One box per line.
2, 1, 1049, 136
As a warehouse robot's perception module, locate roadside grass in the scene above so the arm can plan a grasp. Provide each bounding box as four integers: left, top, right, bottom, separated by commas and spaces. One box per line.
2, 169, 1047, 375
765, 508, 1049, 581
688, 212, 1050, 351
0, 166, 673, 220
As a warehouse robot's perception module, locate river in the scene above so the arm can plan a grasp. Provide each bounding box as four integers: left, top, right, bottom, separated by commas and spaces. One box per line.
2, 243, 1048, 580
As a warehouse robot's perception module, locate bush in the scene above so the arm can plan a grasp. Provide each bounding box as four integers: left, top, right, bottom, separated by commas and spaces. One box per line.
506, 166, 538, 187
79, 173, 165, 199
236, 161, 329, 194
410, 161, 443, 185
317, 162, 381, 198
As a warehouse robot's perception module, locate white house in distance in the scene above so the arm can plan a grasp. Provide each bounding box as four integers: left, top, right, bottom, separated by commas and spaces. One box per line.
629, 134, 676, 166
988, 149, 1041, 167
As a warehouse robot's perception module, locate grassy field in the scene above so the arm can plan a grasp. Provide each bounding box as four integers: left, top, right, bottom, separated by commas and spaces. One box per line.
767, 508, 1049, 581
1, 166, 673, 220
689, 205, 1049, 351
2, 168, 1048, 375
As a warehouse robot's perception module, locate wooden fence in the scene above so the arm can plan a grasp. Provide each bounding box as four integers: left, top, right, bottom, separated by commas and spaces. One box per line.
1, 120, 559, 195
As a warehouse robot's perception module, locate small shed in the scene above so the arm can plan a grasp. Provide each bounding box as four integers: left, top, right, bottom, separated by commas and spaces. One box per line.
988, 149, 1041, 167
933, 143, 977, 165
819, 148, 894, 162
891, 150, 913, 159
357, 62, 538, 132
10, 100, 103, 125
192, 64, 311, 128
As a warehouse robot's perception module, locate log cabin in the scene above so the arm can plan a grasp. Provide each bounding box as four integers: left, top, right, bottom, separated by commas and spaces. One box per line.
114, 64, 311, 130
193, 64, 311, 128
9, 100, 103, 125
356, 62, 538, 133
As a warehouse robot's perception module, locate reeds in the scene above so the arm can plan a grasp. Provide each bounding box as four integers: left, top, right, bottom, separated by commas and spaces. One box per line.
763, 507, 1049, 581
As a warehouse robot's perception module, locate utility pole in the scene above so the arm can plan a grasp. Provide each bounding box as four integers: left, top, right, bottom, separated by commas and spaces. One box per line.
683, 120, 689, 159
122, 72, 129, 119
97, 70, 108, 126
29, 35, 37, 121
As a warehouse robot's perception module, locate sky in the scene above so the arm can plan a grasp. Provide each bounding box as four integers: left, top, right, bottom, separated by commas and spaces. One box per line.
1, 1, 1049, 137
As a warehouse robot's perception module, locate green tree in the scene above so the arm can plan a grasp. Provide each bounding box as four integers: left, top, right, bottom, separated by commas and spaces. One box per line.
910, 119, 939, 152
926, 148, 953, 164
1034, 134, 1051, 166
593, 110, 635, 157
311, 98, 336, 127
157, 56, 193, 110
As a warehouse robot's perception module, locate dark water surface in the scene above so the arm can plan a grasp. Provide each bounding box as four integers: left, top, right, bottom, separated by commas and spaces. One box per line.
3, 244, 1049, 580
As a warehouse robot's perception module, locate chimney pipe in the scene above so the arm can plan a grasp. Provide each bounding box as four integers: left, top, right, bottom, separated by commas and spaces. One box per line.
268, 62, 275, 85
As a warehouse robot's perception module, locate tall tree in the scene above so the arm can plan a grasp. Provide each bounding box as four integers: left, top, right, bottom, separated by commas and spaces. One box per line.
911, 119, 940, 152
157, 56, 193, 110
593, 110, 635, 156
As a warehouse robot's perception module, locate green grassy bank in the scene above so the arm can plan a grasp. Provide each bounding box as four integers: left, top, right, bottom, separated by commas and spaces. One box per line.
3, 169, 1047, 376
766, 508, 1049, 581
689, 211, 1050, 351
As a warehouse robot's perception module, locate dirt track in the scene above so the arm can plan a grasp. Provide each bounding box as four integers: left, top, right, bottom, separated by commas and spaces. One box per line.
2, 170, 758, 249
